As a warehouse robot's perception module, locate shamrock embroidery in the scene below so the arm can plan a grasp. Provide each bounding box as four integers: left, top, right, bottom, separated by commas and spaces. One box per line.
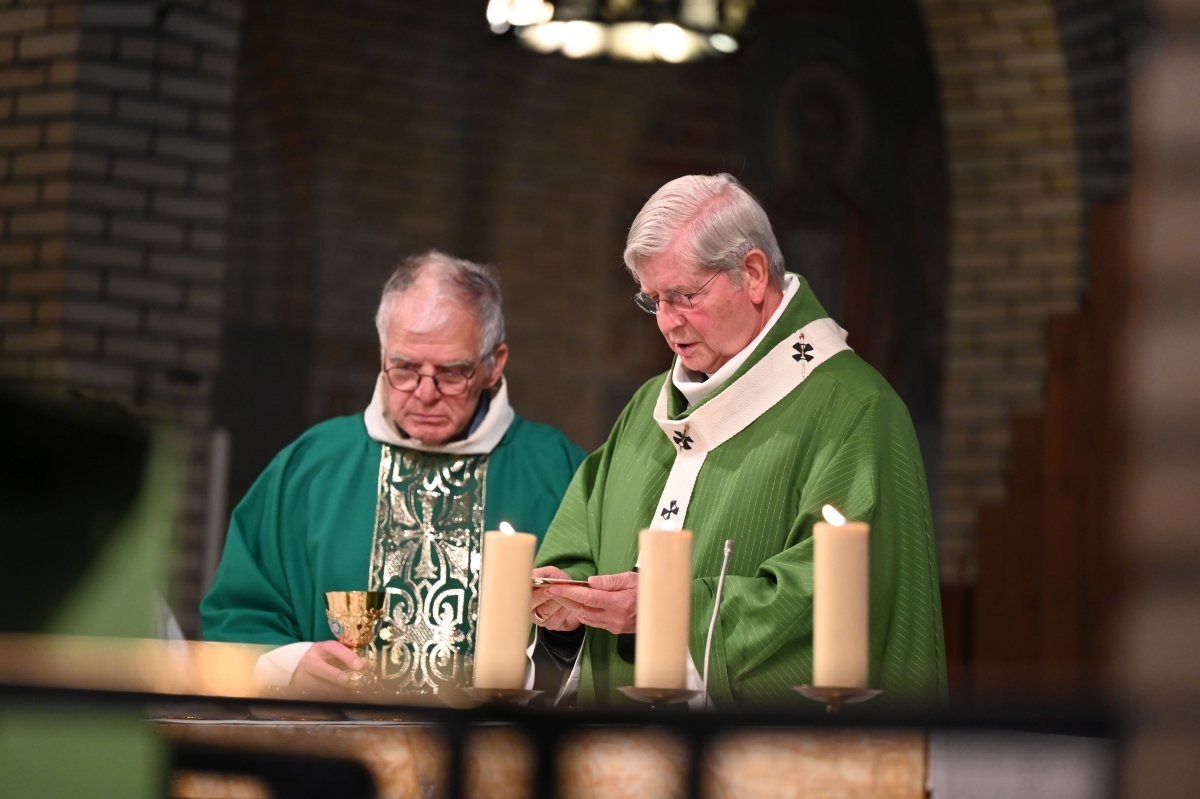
792, 337, 814, 362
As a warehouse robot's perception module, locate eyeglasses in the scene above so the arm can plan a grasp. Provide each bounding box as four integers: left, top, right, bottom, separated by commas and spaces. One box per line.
383, 362, 478, 396
633, 270, 723, 315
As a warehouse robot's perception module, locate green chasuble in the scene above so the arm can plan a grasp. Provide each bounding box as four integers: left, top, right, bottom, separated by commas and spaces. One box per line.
202, 392, 584, 693
535, 275, 947, 708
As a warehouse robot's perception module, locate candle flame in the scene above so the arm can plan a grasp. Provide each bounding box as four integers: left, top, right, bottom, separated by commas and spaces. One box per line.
821, 504, 846, 526
499, 521, 515, 535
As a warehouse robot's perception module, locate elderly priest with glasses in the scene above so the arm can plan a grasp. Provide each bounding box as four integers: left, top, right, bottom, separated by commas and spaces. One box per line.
530, 174, 947, 708
202, 250, 585, 695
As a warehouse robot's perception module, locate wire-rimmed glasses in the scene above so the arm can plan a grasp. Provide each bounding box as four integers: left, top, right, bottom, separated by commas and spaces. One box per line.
633, 269, 724, 315
383, 362, 478, 396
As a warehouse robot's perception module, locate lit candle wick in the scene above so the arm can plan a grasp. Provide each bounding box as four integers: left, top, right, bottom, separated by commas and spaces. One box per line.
821, 504, 846, 526
499, 521, 515, 535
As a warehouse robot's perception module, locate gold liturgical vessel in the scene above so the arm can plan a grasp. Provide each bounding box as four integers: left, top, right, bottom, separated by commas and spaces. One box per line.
324, 590, 386, 688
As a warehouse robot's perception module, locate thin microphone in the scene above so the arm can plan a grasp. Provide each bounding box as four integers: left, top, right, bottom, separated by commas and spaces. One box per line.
702, 539, 735, 710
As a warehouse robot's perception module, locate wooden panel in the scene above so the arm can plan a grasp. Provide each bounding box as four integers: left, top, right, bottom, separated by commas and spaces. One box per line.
965, 201, 1128, 701
1040, 315, 1086, 686
939, 582, 972, 701
1078, 201, 1128, 677
972, 412, 1045, 697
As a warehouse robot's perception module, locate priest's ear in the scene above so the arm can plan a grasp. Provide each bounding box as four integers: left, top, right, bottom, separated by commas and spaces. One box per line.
741, 248, 771, 305
483, 343, 509, 388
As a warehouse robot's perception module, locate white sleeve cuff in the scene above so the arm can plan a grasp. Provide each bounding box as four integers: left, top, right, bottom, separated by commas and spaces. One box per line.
252, 641, 312, 687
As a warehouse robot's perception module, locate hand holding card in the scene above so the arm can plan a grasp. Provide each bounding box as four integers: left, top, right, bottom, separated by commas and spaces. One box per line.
531, 577, 590, 587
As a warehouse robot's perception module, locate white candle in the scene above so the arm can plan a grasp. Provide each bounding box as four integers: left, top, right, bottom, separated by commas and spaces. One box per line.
813, 504, 870, 688
635, 528, 693, 689
473, 522, 536, 689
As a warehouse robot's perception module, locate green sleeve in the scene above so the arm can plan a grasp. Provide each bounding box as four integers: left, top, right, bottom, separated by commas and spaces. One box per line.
698, 393, 947, 707
484, 418, 587, 543
534, 389, 649, 577
532, 447, 605, 578
200, 447, 308, 646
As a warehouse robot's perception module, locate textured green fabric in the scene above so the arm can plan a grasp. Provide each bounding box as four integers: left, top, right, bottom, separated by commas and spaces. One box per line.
0, 427, 177, 799
536, 276, 947, 708
46, 432, 178, 639
202, 413, 585, 645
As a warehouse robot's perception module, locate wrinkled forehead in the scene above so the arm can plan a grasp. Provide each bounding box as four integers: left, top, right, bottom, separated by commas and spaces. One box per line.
382, 284, 482, 361
636, 249, 708, 293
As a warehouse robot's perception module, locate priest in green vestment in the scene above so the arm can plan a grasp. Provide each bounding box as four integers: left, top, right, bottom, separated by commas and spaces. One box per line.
530, 174, 947, 708
202, 251, 585, 695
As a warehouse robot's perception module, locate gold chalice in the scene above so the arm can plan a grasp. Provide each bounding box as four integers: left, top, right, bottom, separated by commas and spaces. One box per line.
324, 590, 386, 688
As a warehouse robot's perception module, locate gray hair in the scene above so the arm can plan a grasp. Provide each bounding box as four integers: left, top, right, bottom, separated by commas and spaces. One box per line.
374, 250, 505, 362
623, 173, 785, 286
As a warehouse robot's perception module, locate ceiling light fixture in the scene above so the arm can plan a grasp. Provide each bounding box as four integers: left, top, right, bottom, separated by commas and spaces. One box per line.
486, 0, 755, 62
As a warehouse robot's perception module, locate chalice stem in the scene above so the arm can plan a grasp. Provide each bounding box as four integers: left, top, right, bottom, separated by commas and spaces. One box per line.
348, 645, 371, 684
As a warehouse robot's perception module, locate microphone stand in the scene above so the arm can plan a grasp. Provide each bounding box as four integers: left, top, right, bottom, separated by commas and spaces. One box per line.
702, 539, 735, 710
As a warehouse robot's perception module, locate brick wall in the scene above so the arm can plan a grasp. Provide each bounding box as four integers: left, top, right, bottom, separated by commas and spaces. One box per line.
220, 0, 947, 471
1054, 0, 1137, 202
0, 0, 243, 633
0, 3, 78, 378
216, 0, 1106, 605
919, 0, 1085, 581
1, 0, 1139, 634
221, 0, 732, 465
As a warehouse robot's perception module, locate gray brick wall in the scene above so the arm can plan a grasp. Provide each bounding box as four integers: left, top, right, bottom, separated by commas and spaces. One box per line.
220, 0, 1095, 591
0, 0, 244, 634
921, 0, 1085, 581
0, 0, 1133, 635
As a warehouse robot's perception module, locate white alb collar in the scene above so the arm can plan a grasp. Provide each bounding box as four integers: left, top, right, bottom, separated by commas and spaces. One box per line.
362, 373, 515, 455
672, 272, 801, 407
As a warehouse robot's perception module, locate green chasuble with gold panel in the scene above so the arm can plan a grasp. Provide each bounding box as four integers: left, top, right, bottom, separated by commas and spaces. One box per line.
202, 380, 584, 694
535, 275, 947, 708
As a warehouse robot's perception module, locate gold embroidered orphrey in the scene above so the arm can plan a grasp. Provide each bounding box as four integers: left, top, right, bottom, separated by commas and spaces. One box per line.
368, 445, 488, 695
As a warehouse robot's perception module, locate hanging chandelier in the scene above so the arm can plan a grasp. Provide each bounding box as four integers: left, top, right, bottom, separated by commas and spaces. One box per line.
486, 0, 755, 62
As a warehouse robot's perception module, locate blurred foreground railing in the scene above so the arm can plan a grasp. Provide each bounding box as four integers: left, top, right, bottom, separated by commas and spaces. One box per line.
0, 635, 1122, 799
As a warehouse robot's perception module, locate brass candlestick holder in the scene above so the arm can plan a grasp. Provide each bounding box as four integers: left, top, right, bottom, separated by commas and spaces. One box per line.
460, 687, 543, 705
325, 590, 386, 689
793, 684, 882, 714
617, 685, 701, 712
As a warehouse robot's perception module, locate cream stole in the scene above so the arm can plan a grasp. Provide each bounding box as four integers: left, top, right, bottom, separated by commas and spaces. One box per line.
648, 317, 851, 533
